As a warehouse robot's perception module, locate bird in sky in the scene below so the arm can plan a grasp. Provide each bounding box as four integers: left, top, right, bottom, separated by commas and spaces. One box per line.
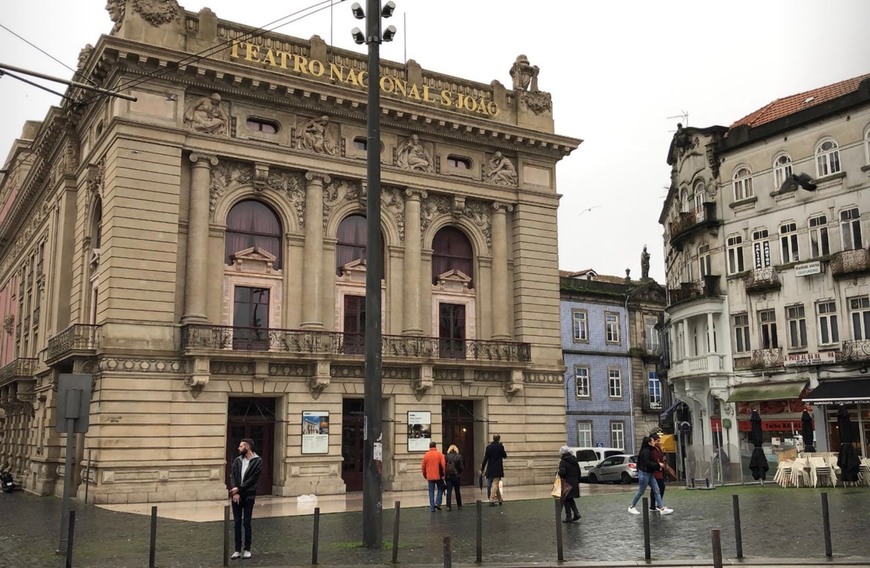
578, 205, 601, 216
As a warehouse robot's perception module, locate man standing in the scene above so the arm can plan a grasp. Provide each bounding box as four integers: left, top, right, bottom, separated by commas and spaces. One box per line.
421, 441, 446, 511
480, 434, 507, 506
229, 438, 263, 560
647, 432, 666, 511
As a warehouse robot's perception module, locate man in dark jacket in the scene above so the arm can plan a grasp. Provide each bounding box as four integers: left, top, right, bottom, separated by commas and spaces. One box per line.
647, 432, 666, 511
558, 446, 581, 522
229, 438, 263, 560
480, 434, 507, 506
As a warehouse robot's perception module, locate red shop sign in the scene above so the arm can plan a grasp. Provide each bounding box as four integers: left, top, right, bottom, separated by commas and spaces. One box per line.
738, 420, 801, 432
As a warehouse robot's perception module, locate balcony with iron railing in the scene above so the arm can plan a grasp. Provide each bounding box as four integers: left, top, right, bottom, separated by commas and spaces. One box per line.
668, 202, 718, 248
841, 339, 870, 361
831, 248, 870, 278
744, 267, 781, 294
750, 347, 783, 368
45, 324, 101, 365
0, 358, 37, 388
667, 274, 720, 308
180, 324, 531, 364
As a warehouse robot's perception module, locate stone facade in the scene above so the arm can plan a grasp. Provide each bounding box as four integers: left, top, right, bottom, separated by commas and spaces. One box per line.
0, 1, 579, 504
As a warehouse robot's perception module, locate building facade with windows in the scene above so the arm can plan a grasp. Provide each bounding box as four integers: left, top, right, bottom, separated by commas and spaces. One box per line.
659, 75, 870, 483
559, 270, 665, 452
0, 2, 579, 504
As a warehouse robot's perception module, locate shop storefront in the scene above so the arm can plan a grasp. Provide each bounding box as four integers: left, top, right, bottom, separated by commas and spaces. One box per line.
803, 378, 870, 459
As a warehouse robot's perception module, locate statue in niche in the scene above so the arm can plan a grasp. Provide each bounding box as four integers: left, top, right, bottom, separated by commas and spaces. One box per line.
297, 115, 337, 155
509, 54, 539, 92
485, 152, 518, 186
106, 0, 125, 33
184, 93, 229, 135
396, 134, 434, 172
641, 245, 651, 280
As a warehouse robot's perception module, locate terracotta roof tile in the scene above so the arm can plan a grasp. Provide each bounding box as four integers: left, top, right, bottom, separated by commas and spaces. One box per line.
729, 73, 870, 129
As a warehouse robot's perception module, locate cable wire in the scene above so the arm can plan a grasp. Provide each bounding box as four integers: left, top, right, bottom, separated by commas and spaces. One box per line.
0, 69, 71, 100
0, 22, 96, 86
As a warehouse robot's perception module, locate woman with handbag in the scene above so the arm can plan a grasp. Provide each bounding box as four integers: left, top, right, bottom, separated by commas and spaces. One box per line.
558, 446, 581, 523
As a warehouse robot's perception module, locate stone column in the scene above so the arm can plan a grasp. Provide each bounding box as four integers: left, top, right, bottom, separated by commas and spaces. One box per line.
301, 172, 330, 329
402, 189, 426, 335
707, 312, 716, 354
491, 202, 513, 339
182, 153, 217, 323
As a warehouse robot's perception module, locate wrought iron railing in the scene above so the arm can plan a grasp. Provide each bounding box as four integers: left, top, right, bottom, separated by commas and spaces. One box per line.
668, 203, 717, 245
831, 249, 870, 277
667, 275, 720, 306
46, 324, 101, 361
181, 325, 531, 363
0, 358, 37, 386
841, 339, 870, 361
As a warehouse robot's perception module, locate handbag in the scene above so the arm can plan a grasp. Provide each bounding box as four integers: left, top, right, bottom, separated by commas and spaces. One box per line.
662, 463, 677, 481
550, 474, 562, 498
560, 480, 573, 502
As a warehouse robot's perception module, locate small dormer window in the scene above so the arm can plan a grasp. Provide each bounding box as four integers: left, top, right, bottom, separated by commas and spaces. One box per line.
447, 155, 471, 170
246, 117, 279, 134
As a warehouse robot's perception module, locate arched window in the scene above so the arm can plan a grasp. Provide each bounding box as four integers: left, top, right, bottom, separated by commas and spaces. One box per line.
225, 200, 282, 269
815, 139, 841, 177
773, 153, 792, 191
336, 214, 368, 274
732, 167, 753, 201
432, 227, 473, 286
692, 180, 705, 212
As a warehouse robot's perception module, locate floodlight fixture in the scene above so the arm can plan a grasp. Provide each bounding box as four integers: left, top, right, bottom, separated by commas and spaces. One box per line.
382, 25, 397, 42
351, 3, 365, 19
351, 27, 365, 45
381, 1, 396, 18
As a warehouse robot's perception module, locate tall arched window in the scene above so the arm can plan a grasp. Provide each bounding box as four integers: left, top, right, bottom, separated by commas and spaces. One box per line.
225, 200, 282, 269
773, 153, 792, 191
815, 139, 841, 177
336, 214, 367, 274
733, 167, 753, 201
432, 227, 473, 286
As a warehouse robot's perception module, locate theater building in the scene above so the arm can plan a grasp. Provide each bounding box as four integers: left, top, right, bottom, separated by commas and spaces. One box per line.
0, 1, 579, 503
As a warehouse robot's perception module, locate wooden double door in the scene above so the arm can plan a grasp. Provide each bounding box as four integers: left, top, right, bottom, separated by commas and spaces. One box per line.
226, 397, 275, 496
442, 400, 476, 486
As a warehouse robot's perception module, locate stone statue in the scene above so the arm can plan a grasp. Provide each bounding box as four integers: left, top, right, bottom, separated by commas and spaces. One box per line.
184, 93, 229, 135
509, 54, 539, 92
485, 151, 518, 186
106, 0, 125, 33
297, 115, 337, 155
396, 134, 434, 173
77, 44, 94, 70
641, 245, 651, 280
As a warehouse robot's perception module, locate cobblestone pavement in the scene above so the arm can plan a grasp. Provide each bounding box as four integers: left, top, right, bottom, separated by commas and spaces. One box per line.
0, 484, 868, 567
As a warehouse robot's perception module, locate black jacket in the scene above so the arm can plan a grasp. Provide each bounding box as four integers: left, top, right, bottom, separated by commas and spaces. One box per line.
558, 454, 581, 499
636, 445, 661, 474
445, 452, 464, 477
480, 441, 507, 478
230, 454, 263, 497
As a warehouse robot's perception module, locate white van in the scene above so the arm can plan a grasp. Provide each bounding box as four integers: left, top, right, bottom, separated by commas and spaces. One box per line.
565, 447, 625, 480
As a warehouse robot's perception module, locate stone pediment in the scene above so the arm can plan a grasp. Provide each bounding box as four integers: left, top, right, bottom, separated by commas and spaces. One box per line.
338, 258, 367, 283
230, 246, 278, 273
434, 269, 473, 293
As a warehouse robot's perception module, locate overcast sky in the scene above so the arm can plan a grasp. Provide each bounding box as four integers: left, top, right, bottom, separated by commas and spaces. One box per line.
1, 1, 868, 282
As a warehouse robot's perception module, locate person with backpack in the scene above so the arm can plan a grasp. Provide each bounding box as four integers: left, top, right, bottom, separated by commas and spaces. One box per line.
444, 444, 464, 510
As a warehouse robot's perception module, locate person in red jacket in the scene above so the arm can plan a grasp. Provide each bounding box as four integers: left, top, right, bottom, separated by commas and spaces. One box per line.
421, 441, 446, 511
647, 432, 667, 511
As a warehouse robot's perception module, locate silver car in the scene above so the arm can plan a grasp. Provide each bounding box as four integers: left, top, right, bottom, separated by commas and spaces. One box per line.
587, 454, 638, 484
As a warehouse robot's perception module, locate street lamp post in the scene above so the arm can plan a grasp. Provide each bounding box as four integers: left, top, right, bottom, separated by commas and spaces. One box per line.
352, 0, 396, 548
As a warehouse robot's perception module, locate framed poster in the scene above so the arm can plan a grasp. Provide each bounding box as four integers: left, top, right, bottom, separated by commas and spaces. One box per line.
407, 411, 432, 452
302, 411, 329, 454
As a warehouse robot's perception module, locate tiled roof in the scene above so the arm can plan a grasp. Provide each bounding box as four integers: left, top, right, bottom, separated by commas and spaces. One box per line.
729, 73, 870, 129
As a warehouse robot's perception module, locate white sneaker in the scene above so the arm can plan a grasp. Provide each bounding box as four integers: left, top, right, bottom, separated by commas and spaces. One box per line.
242, 550, 252, 559
627, 506, 640, 515
658, 507, 674, 515
230, 551, 241, 560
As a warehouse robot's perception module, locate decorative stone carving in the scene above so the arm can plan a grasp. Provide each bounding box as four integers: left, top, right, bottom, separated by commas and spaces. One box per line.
509, 54, 539, 92
297, 115, 337, 155
519, 91, 552, 115
503, 369, 525, 401
413, 366, 434, 400
132, 0, 180, 26
421, 194, 452, 233
396, 134, 434, 172
382, 187, 405, 241
106, 0, 125, 34
209, 160, 253, 218
267, 169, 305, 224
322, 179, 362, 227
484, 152, 518, 186
100, 358, 184, 373
420, 195, 493, 251
184, 93, 229, 135
77, 44, 94, 70
462, 199, 492, 251
3, 315, 13, 335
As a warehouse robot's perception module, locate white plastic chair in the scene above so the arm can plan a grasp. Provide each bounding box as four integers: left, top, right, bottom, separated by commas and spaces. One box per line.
809, 456, 834, 487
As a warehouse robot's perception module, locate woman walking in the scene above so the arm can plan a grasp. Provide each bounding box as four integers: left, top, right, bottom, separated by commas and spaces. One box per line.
558, 446, 581, 522
629, 436, 673, 515
444, 444, 464, 510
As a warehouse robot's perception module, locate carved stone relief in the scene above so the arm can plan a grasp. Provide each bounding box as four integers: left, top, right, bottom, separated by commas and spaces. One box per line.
184, 93, 229, 135
381, 187, 405, 241
519, 91, 552, 115
296, 115, 338, 155
209, 160, 253, 218
132, 0, 181, 26
322, 179, 362, 227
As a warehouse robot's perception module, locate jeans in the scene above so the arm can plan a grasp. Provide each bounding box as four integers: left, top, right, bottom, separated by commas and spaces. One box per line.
427, 480, 444, 510
445, 474, 462, 508
631, 471, 662, 509
232, 494, 255, 552
647, 477, 666, 509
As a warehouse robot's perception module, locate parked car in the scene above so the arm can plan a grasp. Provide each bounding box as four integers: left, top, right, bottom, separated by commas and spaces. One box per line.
587, 454, 638, 484
565, 447, 625, 480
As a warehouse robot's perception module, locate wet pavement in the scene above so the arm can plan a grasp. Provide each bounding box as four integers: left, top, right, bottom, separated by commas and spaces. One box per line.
0, 483, 868, 567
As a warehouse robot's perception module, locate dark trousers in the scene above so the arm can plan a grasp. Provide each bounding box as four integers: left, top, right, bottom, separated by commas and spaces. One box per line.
232, 494, 255, 552
562, 497, 579, 519
648, 478, 665, 509
445, 474, 462, 508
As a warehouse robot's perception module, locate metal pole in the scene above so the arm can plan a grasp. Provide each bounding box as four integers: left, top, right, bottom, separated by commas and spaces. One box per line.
475, 500, 482, 563
59, 417, 76, 552
65, 510, 75, 568
642, 497, 651, 561
312, 507, 320, 565
149, 506, 157, 568
554, 498, 563, 562
84, 450, 91, 505
711, 528, 723, 568
0, 61, 137, 100
821, 492, 832, 558
223, 505, 230, 566
362, 0, 384, 549
391, 501, 400, 563
442, 535, 452, 568
732, 494, 743, 559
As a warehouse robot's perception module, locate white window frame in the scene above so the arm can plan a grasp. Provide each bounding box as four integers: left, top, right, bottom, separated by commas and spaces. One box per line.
864, 124, 870, 165
849, 296, 870, 341
773, 153, 793, 191
608, 368, 623, 398
733, 313, 750, 353
645, 317, 659, 352
693, 180, 705, 212
809, 215, 830, 258
779, 222, 800, 264
648, 371, 662, 408
733, 167, 753, 201
610, 422, 625, 450
575, 366, 590, 398
759, 309, 779, 349
698, 243, 711, 277
571, 309, 588, 343
816, 301, 839, 346
576, 422, 593, 447
752, 229, 771, 269
605, 312, 620, 344
726, 235, 745, 274
786, 305, 807, 349
840, 207, 863, 251
815, 139, 841, 177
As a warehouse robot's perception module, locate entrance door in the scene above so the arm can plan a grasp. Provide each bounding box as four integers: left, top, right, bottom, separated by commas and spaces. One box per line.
442, 400, 476, 486
341, 399, 365, 491
226, 397, 275, 495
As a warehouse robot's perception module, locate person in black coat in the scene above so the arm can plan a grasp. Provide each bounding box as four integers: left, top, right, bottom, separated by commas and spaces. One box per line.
558, 446, 581, 523
229, 438, 263, 559
480, 434, 507, 506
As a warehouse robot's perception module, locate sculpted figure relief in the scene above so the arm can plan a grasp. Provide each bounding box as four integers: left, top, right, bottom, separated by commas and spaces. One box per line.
184, 93, 229, 135
77, 44, 94, 70
641, 245, 651, 280
396, 134, 434, 173
485, 152, 518, 186
509, 54, 539, 92
297, 115, 337, 155
106, 0, 125, 33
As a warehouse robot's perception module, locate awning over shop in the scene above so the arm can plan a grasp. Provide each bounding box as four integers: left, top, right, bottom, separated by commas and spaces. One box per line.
659, 399, 683, 422
727, 381, 807, 403
803, 378, 870, 405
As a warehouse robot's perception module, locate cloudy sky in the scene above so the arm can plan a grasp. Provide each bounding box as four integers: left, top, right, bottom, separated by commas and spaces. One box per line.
1, 1, 868, 282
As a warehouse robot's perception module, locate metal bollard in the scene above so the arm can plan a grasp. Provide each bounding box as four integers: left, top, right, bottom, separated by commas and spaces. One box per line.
149, 506, 158, 568
642, 497, 650, 561
711, 528, 722, 568
732, 494, 743, 559
475, 500, 482, 563
554, 498, 564, 562
312, 507, 320, 564
223, 505, 230, 566
821, 492, 832, 558
442, 535, 452, 568
392, 501, 400, 564
65, 510, 76, 568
